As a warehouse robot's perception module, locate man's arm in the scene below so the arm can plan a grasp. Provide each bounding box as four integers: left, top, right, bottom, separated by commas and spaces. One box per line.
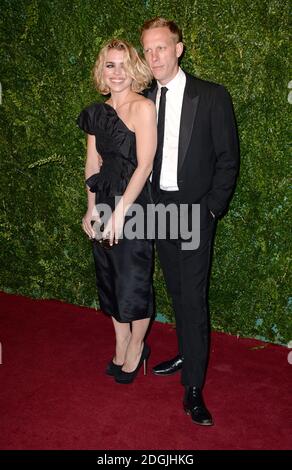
208, 85, 240, 218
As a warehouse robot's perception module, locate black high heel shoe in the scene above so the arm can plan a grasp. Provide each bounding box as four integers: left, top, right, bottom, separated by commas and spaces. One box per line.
115, 344, 150, 384
105, 360, 123, 377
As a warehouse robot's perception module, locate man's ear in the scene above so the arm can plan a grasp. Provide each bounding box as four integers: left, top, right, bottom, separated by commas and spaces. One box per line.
176, 42, 184, 59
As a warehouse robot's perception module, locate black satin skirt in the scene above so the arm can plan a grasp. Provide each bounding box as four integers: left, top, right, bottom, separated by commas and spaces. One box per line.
91, 236, 154, 323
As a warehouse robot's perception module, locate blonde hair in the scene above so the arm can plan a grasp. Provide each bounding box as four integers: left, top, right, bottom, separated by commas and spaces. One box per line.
93, 38, 152, 94
140, 17, 183, 44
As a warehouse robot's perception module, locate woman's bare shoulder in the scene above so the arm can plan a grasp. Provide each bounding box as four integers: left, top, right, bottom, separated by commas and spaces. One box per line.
131, 96, 156, 117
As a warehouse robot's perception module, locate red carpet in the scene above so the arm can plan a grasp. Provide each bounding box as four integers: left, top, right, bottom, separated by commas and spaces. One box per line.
0, 291, 291, 450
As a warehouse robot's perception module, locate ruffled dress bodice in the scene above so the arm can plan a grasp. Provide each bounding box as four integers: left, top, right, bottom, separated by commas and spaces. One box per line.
77, 102, 148, 202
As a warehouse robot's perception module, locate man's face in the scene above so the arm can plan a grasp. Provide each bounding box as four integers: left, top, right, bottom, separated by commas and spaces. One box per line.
142, 27, 183, 85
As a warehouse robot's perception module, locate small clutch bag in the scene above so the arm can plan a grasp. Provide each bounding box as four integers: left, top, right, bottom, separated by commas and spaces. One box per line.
90, 220, 114, 249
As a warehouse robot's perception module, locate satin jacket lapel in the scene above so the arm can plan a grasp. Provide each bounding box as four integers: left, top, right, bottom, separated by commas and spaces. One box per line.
146, 83, 157, 103
178, 75, 199, 172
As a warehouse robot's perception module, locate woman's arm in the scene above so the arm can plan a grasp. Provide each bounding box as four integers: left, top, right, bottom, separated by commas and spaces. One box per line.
82, 134, 102, 238
120, 99, 157, 210
104, 99, 157, 244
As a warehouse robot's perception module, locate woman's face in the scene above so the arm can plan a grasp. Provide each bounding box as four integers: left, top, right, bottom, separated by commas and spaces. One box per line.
103, 48, 132, 93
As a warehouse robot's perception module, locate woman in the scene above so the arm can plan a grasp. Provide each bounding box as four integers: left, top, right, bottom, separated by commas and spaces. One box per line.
77, 39, 157, 384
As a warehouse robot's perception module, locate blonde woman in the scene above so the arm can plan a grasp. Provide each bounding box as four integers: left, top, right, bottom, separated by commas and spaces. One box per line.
77, 39, 157, 384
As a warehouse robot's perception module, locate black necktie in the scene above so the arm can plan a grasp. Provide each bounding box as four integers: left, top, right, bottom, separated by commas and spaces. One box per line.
152, 86, 168, 192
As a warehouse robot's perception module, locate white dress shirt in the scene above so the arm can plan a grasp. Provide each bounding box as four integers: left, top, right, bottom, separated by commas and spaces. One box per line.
155, 67, 186, 190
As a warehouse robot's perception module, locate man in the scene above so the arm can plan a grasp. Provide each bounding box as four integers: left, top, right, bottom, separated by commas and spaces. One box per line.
141, 18, 239, 426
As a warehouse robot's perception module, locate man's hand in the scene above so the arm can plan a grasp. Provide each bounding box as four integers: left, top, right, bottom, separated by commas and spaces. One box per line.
97, 154, 103, 171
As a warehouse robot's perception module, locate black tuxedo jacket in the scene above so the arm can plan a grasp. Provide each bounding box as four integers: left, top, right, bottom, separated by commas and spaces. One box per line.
146, 72, 240, 218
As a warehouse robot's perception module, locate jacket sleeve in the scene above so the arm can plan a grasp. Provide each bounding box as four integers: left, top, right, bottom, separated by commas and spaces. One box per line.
207, 85, 240, 217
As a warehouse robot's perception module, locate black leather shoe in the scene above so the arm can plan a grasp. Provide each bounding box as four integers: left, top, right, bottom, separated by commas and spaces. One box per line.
152, 354, 183, 376
183, 387, 213, 426
105, 360, 123, 377
115, 344, 151, 384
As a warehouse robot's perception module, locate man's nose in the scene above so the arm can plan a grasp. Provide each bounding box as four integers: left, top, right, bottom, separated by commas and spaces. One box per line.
153, 51, 159, 62
152, 51, 159, 62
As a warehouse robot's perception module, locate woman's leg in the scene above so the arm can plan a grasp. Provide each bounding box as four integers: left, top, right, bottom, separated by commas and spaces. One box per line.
122, 318, 151, 372
111, 317, 131, 365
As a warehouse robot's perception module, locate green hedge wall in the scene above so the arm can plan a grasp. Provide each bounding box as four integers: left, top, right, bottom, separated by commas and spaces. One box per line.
0, 0, 291, 344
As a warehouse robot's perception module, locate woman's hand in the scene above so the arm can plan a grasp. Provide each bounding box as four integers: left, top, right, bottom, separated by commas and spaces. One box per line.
102, 208, 125, 247
82, 209, 100, 239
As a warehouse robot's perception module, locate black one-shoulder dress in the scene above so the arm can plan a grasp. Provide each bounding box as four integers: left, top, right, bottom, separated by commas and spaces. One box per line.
77, 102, 154, 323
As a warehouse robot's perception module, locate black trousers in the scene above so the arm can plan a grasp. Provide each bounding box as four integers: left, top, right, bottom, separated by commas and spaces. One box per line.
155, 190, 216, 388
